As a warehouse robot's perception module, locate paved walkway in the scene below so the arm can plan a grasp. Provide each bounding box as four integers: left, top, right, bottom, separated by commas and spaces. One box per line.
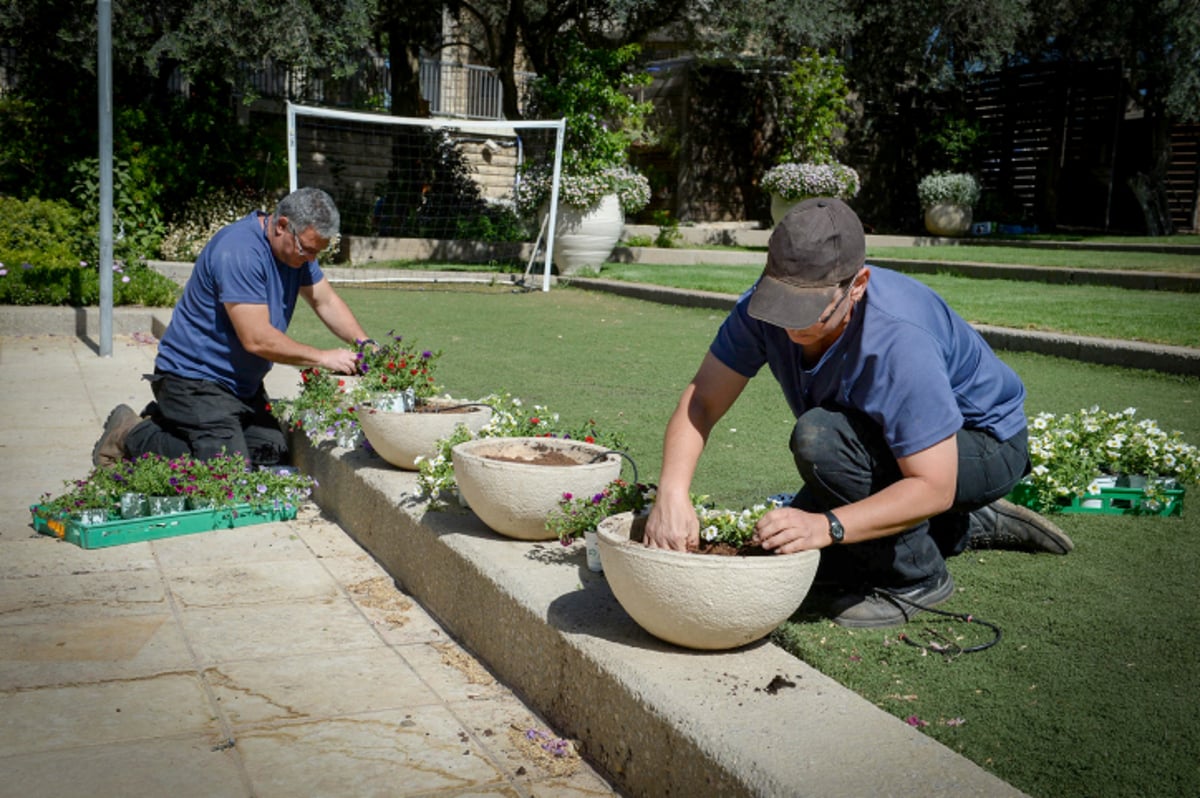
0, 331, 619, 797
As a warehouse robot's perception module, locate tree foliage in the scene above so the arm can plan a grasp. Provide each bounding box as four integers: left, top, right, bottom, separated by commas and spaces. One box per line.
777, 50, 852, 164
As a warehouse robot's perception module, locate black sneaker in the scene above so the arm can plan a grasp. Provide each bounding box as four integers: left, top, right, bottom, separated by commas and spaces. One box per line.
92, 404, 138, 467
828, 571, 956, 629
968, 499, 1074, 555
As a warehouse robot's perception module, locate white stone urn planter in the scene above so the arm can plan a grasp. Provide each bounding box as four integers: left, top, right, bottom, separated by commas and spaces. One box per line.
597, 512, 821, 650
924, 204, 973, 237
359, 397, 493, 470
552, 193, 624, 275
770, 193, 813, 226
451, 437, 622, 540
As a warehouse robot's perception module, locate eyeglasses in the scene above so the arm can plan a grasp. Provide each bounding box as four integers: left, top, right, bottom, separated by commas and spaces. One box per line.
289, 225, 315, 260
816, 280, 854, 325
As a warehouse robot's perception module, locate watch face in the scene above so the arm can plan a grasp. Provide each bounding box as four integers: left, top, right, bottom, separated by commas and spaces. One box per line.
826, 512, 844, 543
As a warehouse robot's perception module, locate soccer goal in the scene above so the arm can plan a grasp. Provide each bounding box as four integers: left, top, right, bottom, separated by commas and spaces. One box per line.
287, 102, 566, 291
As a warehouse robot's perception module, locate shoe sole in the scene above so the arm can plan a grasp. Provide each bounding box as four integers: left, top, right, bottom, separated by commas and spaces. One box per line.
92, 405, 137, 467
992, 498, 1075, 554
832, 573, 957, 629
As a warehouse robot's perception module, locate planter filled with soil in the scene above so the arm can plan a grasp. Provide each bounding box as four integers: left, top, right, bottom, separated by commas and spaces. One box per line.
451, 437, 622, 540
359, 397, 493, 470
597, 511, 820, 650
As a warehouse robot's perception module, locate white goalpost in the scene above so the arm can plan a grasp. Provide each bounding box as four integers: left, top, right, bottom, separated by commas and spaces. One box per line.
286, 102, 566, 292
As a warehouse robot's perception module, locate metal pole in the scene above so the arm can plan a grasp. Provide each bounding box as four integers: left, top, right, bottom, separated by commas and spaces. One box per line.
542, 119, 566, 292
97, 0, 114, 356
287, 102, 298, 192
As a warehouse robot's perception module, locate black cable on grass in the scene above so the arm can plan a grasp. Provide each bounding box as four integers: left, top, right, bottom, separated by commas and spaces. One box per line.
877, 589, 1003, 656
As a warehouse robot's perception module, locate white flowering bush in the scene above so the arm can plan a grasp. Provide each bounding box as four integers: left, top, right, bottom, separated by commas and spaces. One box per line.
1022, 406, 1200, 512
514, 165, 651, 217
160, 187, 277, 261
916, 172, 980, 210
760, 162, 860, 201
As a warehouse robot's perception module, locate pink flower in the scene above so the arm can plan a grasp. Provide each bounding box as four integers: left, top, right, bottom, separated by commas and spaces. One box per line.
905, 715, 928, 728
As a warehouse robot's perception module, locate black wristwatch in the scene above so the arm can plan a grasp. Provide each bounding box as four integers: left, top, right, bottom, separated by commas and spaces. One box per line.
824, 511, 845, 544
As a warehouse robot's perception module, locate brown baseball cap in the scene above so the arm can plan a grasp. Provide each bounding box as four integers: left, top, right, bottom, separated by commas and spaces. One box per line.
748, 197, 866, 329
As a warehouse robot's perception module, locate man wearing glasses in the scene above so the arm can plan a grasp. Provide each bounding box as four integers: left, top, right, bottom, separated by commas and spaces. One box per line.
93, 187, 371, 468
644, 197, 1072, 628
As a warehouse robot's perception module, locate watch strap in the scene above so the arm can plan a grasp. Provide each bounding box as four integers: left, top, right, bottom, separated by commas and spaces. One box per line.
824, 510, 845, 544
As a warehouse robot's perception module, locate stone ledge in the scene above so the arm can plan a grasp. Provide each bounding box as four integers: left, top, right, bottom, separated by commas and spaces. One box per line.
293, 437, 1025, 798
0, 305, 172, 339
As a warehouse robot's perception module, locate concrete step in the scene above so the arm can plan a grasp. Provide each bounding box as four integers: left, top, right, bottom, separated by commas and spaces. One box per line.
293, 439, 1028, 798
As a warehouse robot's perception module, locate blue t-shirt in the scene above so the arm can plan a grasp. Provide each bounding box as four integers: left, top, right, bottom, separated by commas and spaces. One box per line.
156, 212, 324, 398
710, 267, 1027, 458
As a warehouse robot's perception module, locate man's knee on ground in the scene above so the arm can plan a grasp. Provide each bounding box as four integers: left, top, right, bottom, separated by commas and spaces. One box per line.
790, 407, 841, 470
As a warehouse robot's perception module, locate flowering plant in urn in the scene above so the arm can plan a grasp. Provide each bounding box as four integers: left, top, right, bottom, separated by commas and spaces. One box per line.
515, 35, 652, 217
761, 49, 857, 223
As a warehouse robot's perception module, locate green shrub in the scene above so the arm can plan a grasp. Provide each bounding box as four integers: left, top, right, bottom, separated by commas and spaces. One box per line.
453, 200, 530, 243
651, 210, 683, 248
0, 195, 179, 306
70, 157, 165, 263
0, 259, 180, 307
0, 195, 89, 268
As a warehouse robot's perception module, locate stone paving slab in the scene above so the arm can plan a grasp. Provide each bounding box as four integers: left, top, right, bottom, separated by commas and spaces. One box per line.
0, 328, 622, 798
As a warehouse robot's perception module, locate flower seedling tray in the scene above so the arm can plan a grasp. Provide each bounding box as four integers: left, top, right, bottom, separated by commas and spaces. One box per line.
29, 503, 299, 549
1007, 483, 1184, 517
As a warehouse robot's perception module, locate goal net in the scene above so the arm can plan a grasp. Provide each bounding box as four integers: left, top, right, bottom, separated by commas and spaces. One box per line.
287, 102, 566, 291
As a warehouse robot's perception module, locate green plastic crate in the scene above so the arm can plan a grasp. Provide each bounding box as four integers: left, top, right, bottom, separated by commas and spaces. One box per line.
30, 502, 300, 549
1007, 482, 1184, 517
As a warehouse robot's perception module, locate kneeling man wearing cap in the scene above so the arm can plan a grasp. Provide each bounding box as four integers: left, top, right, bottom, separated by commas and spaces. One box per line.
643, 197, 1072, 628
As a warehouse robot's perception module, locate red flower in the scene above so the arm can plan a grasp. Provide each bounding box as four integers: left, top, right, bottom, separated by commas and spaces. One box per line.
530, 417, 540, 425
584, 435, 595, 443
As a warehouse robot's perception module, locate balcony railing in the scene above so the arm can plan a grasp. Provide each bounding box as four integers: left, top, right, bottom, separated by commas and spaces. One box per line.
420, 60, 534, 119
1, 46, 531, 121
229, 56, 532, 120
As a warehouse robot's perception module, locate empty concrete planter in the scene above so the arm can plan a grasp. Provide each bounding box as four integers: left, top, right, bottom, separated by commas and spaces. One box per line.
597, 512, 821, 650
359, 398, 493, 470
451, 437, 622, 540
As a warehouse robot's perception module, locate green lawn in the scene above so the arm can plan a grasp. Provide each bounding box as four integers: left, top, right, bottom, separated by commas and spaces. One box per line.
288, 285, 1200, 798
866, 244, 1200, 273
588, 262, 1200, 347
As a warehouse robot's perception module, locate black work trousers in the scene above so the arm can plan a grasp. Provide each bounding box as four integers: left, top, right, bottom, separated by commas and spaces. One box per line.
789, 406, 1029, 590
124, 371, 289, 467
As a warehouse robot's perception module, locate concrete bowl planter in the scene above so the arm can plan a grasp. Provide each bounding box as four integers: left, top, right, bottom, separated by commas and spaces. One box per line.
451, 437, 622, 540
597, 512, 821, 650
923, 203, 973, 237
359, 397, 493, 470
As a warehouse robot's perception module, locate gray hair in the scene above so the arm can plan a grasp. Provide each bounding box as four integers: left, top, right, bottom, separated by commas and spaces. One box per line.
274, 187, 340, 239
